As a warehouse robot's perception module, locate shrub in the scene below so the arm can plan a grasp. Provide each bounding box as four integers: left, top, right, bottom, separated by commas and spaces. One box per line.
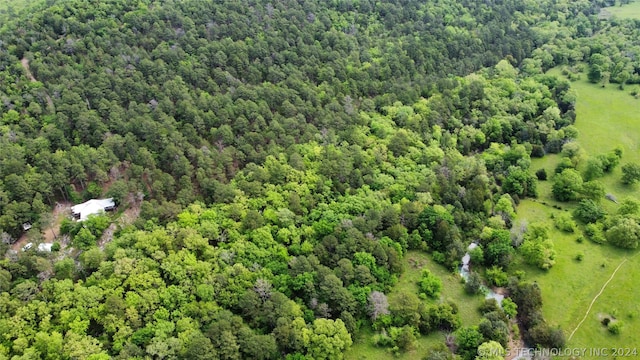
573, 199, 605, 223
621, 163, 640, 185
485, 266, 508, 287
531, 145, 545, 158
51, 242, 61, 252
394, 326, 417, 351
608, 321, 623, 335
373, 332, 394, 347
535, 168, 547, 181
478, 299, 500, 314
432, 251, 446, 264
553, 213, 576, 232
376, 326, 418, 352
469, 247, 484, 265
465, 272, 483, 295
502, 298, 518, 319
575, 252, 584, 262
585, 223, 606, 244
418, 269, 443, 299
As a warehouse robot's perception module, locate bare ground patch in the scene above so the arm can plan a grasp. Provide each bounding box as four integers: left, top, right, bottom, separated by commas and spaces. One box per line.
97, 192, 143, 249
11, 202, 72, 252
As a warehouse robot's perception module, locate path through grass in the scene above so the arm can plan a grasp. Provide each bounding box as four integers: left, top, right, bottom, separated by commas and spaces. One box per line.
514, 69, 640, 355
567, 258, 627, 341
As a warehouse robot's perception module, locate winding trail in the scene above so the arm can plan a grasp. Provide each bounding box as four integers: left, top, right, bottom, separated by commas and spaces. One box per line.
20, 58, 37, 82
568, 258, 628, 341
20, 57, 54, 109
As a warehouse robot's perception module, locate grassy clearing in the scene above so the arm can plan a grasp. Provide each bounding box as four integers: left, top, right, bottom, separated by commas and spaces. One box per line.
529, 154, 577, 211
346, 327, 444, 360
345, 251, 484, 360
514, 200, 639, 354
348, 69, 640, 358
512, 69, 640, 355
548, 68, 640, 208
388, 251, 483, 327
605, 0, 640, 20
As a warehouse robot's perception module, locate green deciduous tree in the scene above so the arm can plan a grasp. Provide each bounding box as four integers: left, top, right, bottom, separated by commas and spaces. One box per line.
418, 269, 443, 299
465, 272, 483, 295
54, 258, 76, 280
552, 169, 583, 201
521, 224, 556, 270
606, 217, 640, 249
573, 199, 605, 224
74, 227, 97, 249
305, 318, 353, 360
476, 341, 505, 360
621, 163, 640, 185
579, 181, 605, 201
502, 168, 537, 198
501, 298, 517, 319
455, 327, 483, 360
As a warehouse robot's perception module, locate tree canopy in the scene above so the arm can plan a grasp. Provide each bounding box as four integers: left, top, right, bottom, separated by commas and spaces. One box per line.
0, 0, 614, 358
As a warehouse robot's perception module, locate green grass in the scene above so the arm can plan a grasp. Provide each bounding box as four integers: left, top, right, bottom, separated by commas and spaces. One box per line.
529, 154, 575, 209
605, 0, 640, 20
514, 201, 639, 355
348, 68, 640, 359
388, 251, 483, 327
345, 251, 484, 360
512, 68, 640, 357
542, 68, 640, 216
346, 327, 445, 360
570, 79, 640, 210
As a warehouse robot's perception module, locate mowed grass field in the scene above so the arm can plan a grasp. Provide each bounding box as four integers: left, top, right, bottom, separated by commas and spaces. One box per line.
515, 69, 640, 356
345, 251, 485, 360
605, 0, 640, 20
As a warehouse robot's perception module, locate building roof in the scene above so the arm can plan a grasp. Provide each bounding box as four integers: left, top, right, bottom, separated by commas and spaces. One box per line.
38, 243, 53, 252
71, 198, 115, 221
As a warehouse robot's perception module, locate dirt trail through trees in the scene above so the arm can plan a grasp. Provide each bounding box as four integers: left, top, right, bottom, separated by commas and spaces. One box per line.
20, 58, 37, 82
20, 57, 54, 109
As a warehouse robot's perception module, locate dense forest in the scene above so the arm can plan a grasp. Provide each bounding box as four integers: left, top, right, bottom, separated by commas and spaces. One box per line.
0, 0, 635, 359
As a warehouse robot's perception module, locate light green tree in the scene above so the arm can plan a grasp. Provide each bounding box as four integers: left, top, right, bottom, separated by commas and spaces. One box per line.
476, 341, 505, 360
304, 318, 353, 360
419, 269, 443, 298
